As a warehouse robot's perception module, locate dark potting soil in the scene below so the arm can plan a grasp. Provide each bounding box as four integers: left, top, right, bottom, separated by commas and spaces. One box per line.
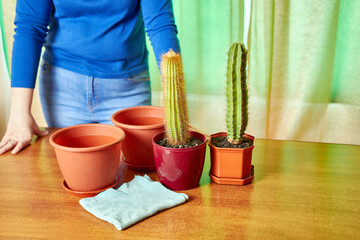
211, 136, 253, 149
156, 137, 203, 148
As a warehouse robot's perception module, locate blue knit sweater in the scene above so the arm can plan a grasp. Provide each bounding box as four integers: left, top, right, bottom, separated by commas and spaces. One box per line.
11, 0, 180, 88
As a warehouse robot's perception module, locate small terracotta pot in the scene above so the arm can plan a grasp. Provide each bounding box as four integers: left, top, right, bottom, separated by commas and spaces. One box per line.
152, 131, 207, 191
208, 132, 255, 185
49, 124, 125, 192
111, 106, 164, 171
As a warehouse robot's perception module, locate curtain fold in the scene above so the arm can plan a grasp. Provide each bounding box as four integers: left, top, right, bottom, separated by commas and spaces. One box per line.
147, 0, 246, 135
148, 0, 245, 95
0, 0, 10, 137
0, 0, 8, 73
248, 0, 360, 144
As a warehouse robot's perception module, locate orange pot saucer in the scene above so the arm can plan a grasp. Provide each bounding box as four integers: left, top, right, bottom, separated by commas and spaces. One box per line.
209, 165, 254, 185
62, 174, 120, 198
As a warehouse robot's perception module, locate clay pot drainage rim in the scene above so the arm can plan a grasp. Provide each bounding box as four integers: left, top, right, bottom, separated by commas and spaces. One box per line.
49, 124, 125, 153
62, 174, 120, 198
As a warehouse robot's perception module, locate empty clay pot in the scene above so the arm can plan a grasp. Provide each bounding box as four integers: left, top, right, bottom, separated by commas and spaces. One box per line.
49, 124, 125, 192
111, 106, 164, 171
152, 131, 207, 191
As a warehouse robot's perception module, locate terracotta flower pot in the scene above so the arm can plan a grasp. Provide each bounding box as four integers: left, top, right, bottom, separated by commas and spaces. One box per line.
208, 132, 255, 185
152, 131, 207, 191
111, 106, 164, 171
49, 124, 125, 192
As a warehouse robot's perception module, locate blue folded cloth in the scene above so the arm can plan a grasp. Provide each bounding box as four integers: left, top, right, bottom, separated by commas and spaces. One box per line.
79, 175, 189, 230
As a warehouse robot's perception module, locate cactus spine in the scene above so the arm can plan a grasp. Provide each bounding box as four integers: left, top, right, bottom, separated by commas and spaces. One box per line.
161, 50, 189, 146
226, 43, 248, 144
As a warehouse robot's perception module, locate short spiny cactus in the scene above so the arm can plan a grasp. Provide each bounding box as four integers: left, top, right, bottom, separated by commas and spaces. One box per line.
226, 43, 249, 144
160, 50, 190, 146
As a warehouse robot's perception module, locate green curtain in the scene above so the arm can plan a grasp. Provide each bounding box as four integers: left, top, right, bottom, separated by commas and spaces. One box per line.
0, 0, 10, 137
247, 0, 360, 144
146, 0, 246, 135
147, 0, 245, 95
0, 0, 9, 73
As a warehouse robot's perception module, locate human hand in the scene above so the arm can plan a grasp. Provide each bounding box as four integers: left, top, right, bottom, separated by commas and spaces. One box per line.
0, 113, 48, 155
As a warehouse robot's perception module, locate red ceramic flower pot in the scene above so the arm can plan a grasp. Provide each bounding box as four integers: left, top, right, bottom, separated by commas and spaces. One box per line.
208, 132, 255, 185
111, 106, 164, 171
152, 131, 207, 191
49, 124, 125, 192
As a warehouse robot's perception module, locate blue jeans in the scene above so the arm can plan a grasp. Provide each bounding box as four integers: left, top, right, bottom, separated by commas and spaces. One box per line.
39, 60, 151, 127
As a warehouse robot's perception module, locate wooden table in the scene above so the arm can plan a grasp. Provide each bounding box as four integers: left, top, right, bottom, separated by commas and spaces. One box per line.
0, 128, 359, 239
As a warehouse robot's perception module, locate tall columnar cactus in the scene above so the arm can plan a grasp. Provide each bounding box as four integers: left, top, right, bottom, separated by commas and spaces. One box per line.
226, 43, 249, 144
160, 49, 190, 146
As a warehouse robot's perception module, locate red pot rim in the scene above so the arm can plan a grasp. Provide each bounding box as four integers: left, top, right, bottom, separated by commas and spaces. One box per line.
111, 106, 164, 130
152, 131, 207, 152
208, 132, 255, 151
49, 123, 125, 153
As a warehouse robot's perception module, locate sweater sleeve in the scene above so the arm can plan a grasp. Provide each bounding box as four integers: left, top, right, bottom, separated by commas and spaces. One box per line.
140, 0, 180, 66
11, 0, 53, 88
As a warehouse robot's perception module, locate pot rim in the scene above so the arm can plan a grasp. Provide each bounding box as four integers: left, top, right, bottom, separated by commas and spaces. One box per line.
49, 123, 125, 153
111, 106, 164, 130
208, 132, 255, 151
152, 131, 207, 152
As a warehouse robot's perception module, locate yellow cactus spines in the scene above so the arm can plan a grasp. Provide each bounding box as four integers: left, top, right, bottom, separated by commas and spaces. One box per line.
160, 50, 189, 146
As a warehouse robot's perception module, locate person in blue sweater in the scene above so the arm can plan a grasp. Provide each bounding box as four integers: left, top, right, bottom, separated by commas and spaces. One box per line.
0, 0, 180, 154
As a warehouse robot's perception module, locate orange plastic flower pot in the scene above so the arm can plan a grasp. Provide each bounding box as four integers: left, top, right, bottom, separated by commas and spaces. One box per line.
111, 106, 164, 171
49, 124, 125, 192
208, 132, 255, 185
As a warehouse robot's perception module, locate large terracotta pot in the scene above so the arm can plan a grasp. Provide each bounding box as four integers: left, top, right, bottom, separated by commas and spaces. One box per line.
152, 131, 207, 191
208, 132, 255, 185
49, 124, 125, 192
111, 106, 164, 171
